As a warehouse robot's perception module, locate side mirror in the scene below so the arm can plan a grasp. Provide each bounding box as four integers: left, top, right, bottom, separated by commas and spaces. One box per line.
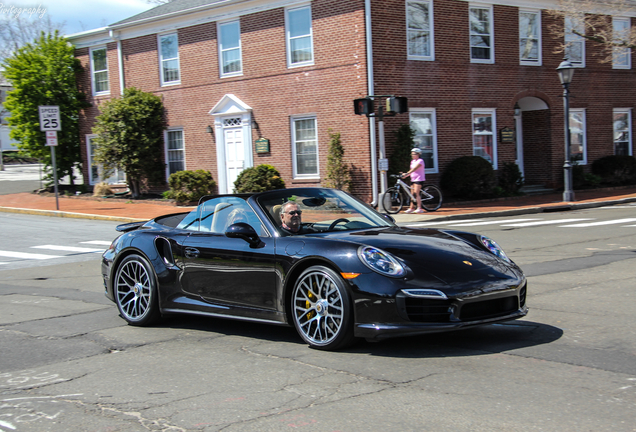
382, 213, 395, 224
225, 222, 263, 248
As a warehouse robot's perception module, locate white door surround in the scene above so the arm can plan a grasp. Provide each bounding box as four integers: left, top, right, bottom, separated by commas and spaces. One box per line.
514, 96, 549, 180
209, 94, 254, 194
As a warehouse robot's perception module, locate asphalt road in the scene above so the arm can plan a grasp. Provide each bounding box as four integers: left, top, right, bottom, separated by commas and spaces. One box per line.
0, 208, 635, 431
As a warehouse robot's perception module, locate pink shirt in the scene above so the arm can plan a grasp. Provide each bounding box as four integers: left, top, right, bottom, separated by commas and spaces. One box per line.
410, 158, 425, 182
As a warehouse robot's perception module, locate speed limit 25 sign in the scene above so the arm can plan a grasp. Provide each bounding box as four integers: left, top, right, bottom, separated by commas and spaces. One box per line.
38, 105, 61, 131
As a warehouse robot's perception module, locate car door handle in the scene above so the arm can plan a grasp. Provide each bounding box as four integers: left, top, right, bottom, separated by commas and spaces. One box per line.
184, 247, 200, 259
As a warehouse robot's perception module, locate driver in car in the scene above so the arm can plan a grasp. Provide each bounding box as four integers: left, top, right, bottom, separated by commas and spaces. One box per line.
280, 201, 311, 235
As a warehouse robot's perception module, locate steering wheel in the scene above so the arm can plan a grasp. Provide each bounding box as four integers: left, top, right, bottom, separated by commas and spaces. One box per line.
328, 218, 350, 231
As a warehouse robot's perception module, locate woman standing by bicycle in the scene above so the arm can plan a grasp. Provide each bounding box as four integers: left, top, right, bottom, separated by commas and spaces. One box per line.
401, 148, 426, 213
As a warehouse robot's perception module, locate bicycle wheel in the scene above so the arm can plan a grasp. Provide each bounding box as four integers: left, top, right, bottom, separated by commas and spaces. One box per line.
382, 187, 404, 214
420, 185, 442, 211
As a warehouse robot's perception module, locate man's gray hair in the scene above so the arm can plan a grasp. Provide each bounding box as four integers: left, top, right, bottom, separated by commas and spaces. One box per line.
280, 201, 298, 214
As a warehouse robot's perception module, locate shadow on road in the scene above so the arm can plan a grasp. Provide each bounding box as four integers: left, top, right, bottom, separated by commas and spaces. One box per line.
157, 315, 562, 358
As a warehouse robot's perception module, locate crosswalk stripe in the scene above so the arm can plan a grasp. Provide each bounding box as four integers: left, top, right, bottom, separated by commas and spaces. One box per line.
406, 219, 485, 227
444, 218, 540, 227
560, 218, 636, 227
31, 245, 104, 253
81, 241, 112, 246
501, 218, 593, 227
0, 250, 63, 260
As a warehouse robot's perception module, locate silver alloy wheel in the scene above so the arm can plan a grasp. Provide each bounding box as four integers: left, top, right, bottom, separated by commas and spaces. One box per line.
292, 268, 345, 346
115, 257, 153, 322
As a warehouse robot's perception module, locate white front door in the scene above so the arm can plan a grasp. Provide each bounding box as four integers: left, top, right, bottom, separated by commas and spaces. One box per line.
224, 126, 244, 193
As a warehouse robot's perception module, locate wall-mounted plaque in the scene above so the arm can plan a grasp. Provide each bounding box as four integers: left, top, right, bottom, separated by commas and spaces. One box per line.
499, 127, 515, 143
255, 138, 270, 153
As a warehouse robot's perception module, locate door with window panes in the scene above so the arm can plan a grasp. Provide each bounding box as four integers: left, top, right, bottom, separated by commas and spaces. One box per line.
223, 118, 244, 193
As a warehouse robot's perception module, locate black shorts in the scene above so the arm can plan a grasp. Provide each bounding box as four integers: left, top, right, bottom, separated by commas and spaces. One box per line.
411, 181, 424, 186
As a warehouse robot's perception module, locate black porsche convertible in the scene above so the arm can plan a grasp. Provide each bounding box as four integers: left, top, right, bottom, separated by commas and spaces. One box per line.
102, 187, 527, 350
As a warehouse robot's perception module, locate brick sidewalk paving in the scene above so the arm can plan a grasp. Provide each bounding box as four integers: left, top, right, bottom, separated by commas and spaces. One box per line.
1, 187, 635, 222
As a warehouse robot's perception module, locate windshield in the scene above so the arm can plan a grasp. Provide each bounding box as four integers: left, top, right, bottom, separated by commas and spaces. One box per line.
256, 188, 394, 236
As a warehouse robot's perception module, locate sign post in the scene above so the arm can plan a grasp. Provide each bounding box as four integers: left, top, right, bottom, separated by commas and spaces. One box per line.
38, 106, 61, 210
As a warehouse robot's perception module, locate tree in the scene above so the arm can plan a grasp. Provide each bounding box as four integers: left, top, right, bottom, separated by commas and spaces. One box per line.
388, 124, 416, 178
548, 0, 636, 64
3, 31, 88, 185
0, 10, 63, 61
92, 87, 166, 198
324, 129, 351, 191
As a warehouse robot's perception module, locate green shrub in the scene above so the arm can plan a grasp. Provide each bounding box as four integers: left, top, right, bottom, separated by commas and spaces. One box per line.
165, 170, 217, 204
591, 155, 636, 185
498, 162, 524, 195
324, 129, 351, 191
441, 156, 497, 199
233, 164, 285, 193
388, 124, 416, 178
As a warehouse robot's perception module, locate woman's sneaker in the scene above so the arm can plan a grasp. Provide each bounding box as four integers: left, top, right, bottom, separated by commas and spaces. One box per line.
415, 209, 425, 214
404, 208, 414, 214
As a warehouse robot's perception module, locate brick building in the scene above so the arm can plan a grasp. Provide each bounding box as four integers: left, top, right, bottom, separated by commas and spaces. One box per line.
69, 0, 635, 202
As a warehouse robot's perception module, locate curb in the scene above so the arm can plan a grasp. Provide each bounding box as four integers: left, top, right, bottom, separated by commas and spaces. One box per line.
0, 206, 147, 223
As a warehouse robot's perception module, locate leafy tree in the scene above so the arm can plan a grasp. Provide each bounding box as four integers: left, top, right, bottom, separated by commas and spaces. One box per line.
388, 124, 416, 178
92, 87, 166, 198
324, 129, 351, 191
3, 31, 88, 184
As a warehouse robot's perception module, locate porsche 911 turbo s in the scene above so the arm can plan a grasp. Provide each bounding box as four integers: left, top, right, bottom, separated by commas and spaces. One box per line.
102, 187, 527, 350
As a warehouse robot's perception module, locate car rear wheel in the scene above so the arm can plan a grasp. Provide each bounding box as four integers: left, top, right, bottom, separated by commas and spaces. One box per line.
291, 266, 355, 350
114, 254, 160, 326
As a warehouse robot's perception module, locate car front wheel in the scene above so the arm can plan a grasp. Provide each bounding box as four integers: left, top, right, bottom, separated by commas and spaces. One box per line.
291, 266, 355, 350
114, 254, 160, 326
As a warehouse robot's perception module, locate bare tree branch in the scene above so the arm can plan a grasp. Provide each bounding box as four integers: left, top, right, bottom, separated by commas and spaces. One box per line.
548, 0, 636, 63
0, 6, 65, 62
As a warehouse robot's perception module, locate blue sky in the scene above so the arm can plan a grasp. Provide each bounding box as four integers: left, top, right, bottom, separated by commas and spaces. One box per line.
5, 1, 155, 35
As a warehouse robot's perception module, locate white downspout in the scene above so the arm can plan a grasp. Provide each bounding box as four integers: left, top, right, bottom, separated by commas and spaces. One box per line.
110, 29, 125, 95
365, 0, 378, 206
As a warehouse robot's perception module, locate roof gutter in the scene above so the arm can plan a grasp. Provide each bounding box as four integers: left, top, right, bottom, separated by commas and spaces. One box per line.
365, 0, 378, 206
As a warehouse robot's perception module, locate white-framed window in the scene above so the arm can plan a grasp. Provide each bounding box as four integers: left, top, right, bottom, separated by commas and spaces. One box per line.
519, 10, 541, 66
407, 0, 434, 61
469, 4, 494, 63
291, 115, 318, 178
218, 20, 242, 77
286, 5, 314, 68
86, 135, 125, 186
613, 109, 632, 156
472, 109, 497, 169
565, 16, 585, 67
410, 109, 438, 174
569, 108, 587, 164
90, 47, 109, 96
612, 17, 631, 69
165, 129, 185, 178
159, 33, 180, 85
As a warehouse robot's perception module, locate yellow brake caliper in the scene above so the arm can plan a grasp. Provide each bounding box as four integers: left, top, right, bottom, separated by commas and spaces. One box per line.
306, 290, 315, 320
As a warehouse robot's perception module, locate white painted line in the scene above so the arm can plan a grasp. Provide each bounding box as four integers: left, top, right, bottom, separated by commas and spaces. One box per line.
501, 218, 593, 227
560, 218, 636, 227
445, 218, 541, 227
0, 250, 62, 260
0, 262, 8, 265
31, 245, 104, 253
81, 240, 113, 245
405, 219, 486, 227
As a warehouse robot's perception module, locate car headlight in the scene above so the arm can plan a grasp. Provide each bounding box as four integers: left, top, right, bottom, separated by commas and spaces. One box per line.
480, 236, 511, 263
358, 246, 406, 277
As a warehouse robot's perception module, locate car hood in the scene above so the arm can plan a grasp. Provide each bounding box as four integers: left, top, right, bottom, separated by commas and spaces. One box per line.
335, 227, 521, 289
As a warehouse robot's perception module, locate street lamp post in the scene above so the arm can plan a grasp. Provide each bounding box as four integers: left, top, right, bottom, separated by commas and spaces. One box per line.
557, 58, 575, 202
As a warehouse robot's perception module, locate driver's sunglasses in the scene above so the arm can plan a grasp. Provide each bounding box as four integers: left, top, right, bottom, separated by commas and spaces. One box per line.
286, 210, 302, 216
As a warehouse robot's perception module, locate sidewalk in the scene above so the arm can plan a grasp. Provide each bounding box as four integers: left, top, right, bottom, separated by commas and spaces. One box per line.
1, 186, 635, 223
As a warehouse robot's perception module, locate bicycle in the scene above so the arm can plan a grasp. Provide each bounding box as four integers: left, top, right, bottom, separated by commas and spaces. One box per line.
381, 174, 442, 214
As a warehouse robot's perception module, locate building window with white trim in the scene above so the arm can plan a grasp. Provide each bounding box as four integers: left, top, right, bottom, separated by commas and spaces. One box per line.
612, 17, 631, 69
472, 109, 497, 168
407, 0, 434, 60
469, 4, 494, 63
519, 10, 541, 65
613, 109, 632, 156
87, 135, 125, 185
564, 17, 585, 67
166, 129, 185, 177
291, 116, 318, 178
90, 47, 109, 95
219, 20, 242, 77
410, 109, 438, 173
569, 109, 587, 164
159, 33, 180, 85
286, 5, 314, 67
